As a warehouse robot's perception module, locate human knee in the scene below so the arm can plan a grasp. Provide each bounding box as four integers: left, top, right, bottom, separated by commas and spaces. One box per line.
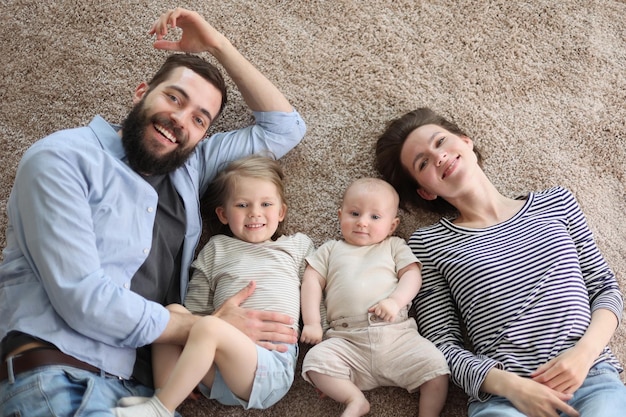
422, 374, 448, 392
165, 303, 190, 314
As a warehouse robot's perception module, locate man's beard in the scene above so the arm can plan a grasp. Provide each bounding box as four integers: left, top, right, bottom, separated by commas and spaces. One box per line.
121, 100, 196, 176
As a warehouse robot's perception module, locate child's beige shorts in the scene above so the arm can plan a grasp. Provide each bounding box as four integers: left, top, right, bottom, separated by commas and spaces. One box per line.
301, 311, 450, 392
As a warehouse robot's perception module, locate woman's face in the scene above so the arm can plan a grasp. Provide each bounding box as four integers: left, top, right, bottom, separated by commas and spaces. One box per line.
399, 124, 475, 201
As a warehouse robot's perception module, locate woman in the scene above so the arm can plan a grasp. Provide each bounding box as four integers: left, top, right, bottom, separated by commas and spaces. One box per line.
375, 107, 625, 417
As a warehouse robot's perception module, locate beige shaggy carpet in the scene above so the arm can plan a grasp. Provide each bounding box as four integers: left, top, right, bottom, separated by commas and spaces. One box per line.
1, 1, 625, 416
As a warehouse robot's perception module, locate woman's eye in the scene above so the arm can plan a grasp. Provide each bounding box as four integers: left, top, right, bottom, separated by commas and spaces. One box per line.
419, 159, 428, 171
436, 137, 445, 146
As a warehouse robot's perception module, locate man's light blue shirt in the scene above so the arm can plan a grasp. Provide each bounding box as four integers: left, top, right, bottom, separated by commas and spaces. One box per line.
0, 110, 305, 378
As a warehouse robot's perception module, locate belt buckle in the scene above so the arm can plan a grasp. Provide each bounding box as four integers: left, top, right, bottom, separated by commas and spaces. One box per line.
5, 354, 18, 384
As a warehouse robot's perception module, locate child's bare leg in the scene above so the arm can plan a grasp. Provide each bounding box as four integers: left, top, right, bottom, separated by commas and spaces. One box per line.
112, 315, 258, 417
158, 315, 258, 410
417, 374, 448, 417
307, 371, 369, 417
153, 305, 191, 390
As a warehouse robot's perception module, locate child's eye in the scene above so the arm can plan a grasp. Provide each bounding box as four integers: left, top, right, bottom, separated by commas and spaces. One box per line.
262, 202, 273, 207
371, 215, 381, 220
236, 203, 247, 208
350, 211, 360, 217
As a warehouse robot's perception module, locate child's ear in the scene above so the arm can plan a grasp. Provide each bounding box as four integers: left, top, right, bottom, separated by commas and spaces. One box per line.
389, 217, 400, 235
215, 207, 229, 225
417, 188, 437, 201
279, 204, 287, 221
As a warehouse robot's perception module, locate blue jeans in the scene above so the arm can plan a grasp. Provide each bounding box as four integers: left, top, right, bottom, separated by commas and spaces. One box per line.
0, 365, 154, 417
468, 363, 626, 417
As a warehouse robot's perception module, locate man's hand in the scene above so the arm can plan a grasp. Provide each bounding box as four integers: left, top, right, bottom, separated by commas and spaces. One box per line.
213, 281, 297, 352
149, 7, 227, 55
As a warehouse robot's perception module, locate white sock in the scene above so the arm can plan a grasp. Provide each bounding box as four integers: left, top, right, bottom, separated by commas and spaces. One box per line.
117, 395, 151, 407
111, 395, 174, 417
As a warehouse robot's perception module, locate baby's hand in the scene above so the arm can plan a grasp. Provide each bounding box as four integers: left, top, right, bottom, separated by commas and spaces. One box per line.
300, 324, 323, 344
369, 298, 400, 322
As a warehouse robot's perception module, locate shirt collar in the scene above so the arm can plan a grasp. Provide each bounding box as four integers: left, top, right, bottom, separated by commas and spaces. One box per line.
89, 115, 126, 160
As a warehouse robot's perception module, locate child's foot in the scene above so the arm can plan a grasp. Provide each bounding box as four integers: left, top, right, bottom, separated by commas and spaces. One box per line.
111, 396, 174, 417
341, 397, 370, 417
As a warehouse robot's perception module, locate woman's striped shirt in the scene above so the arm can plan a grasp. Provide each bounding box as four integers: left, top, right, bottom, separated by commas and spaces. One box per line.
409, 186, 623, 402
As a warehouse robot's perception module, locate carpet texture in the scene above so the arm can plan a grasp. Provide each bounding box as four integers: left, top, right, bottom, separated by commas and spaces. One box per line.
1, 1, 625, 416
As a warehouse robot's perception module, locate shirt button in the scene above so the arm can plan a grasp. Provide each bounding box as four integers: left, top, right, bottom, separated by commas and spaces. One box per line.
123, 283, 130, 289
147, 207, 154, 213
143, 248, 149, 254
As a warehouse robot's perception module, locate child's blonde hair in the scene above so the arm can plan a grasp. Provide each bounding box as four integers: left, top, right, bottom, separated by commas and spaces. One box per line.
204, 154, 287, 239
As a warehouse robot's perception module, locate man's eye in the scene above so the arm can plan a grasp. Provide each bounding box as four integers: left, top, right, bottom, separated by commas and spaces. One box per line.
194, 116, 206, 127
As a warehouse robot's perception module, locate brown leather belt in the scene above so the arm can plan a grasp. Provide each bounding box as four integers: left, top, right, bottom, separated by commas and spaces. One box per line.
0, 347, 105, 382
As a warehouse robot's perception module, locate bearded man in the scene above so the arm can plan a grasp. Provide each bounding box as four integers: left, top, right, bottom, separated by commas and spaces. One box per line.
0, 8, 305, 416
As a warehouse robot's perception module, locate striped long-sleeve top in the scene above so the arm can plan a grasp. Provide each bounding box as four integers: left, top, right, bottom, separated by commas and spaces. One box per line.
409, 186, 623, 402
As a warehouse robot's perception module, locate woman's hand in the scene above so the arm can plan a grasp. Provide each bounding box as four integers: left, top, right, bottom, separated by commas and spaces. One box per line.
507, 376, 580, 417
531, 345, 594, 394
482, 368, 580, 417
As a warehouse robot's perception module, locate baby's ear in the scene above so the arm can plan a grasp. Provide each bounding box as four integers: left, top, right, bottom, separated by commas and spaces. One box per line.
389, 217, 400, 235
417, 188, 437, 201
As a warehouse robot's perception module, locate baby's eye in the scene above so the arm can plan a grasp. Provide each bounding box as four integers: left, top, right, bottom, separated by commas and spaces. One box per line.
350, 211, 360, 217
262, 202, 273, 207
371, 215, 381, 220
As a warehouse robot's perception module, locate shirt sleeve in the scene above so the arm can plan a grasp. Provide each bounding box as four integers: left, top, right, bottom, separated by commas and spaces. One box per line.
10, 142, 169, 348
195, 109, 306, 195
560, 187, 623, 322
410, 231, 500, 401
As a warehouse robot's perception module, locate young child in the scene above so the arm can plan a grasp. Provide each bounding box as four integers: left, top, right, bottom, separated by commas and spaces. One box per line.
113, 154, 314, 416
300, 178, 450, 417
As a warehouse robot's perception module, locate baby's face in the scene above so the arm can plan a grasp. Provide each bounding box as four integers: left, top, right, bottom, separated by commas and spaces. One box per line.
339, 184, 399, 246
